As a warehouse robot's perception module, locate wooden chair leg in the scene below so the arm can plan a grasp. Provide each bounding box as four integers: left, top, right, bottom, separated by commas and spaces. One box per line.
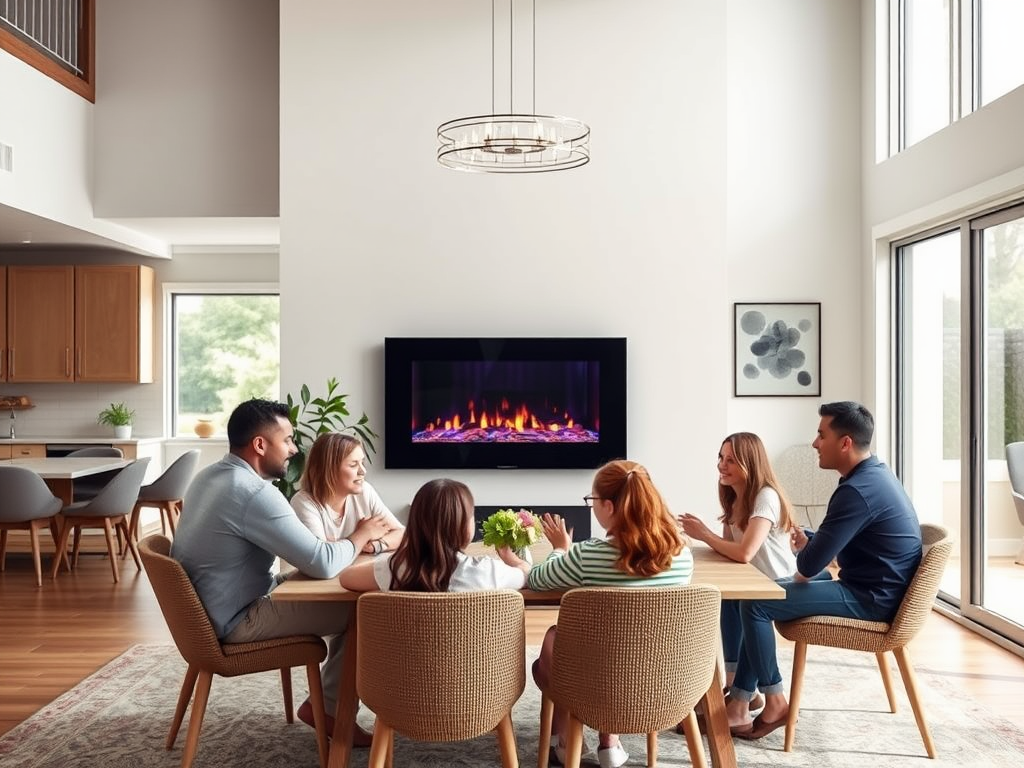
50, 519, 73, 580
280, 667, 294, 722
646, 731, 658, 768
123, 502, 143, 560
180, 670, 213, 768
495, 713, 519, 768
305, 663, 329, 768
367, 721, 394, 768
0, 528, 7, 570
876, 651, 898, 713
29, 519, 44, 587
538, 693, 554, 768
119, 519, 142, 571
48, 519, 70, 574
681, 710, 708, 768
72, 525, 82, 568
165, 501, 178, 535
893, 645, 937, 758
563, 716, 585, 768
102, 518, 120, 583
784, 640, 808, 752
167, 664, 200, 749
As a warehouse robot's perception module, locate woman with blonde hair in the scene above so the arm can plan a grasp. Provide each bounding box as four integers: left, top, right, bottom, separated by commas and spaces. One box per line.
291, 432, 404, 562
340, 478, 525, 592
505, 459, 693, 768
678, 432, 796, 730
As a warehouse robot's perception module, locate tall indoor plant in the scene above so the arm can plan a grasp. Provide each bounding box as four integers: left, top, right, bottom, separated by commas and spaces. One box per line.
273, 377, 378, 499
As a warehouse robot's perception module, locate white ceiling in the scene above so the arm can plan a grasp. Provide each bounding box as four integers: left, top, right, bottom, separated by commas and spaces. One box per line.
0, 203, 279, 255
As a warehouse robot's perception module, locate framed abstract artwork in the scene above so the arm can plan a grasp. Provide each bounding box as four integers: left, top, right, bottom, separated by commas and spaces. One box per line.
734, 302, 821, 397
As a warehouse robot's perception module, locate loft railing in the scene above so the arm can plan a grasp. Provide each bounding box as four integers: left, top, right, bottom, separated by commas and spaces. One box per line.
0, 0, 94, 102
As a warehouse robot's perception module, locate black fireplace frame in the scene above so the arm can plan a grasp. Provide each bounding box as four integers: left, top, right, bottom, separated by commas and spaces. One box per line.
384, 337, 627, 470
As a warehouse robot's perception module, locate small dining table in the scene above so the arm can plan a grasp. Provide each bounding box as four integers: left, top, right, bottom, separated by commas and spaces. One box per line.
273, 542, 785, 768
3, 456, 133, 506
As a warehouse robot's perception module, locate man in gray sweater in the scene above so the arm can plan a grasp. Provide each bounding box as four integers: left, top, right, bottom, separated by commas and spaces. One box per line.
172, 398, 390, 743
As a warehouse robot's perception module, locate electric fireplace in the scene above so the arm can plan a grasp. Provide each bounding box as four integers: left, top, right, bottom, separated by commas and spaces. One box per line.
384, 337, 627, 469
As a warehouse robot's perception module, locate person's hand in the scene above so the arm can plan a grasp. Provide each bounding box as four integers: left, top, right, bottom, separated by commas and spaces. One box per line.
496, 545, 531, 574
790, 526, 809, 554
540, 512, 573, 551
349, 514, 393, 553
678, 513, 712, 542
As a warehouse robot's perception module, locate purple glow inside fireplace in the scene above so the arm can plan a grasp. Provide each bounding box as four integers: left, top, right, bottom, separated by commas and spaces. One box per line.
385, 338, 626, 469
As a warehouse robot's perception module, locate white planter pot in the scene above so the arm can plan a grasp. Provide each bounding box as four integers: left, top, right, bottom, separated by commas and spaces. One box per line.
113, 425, 132, 439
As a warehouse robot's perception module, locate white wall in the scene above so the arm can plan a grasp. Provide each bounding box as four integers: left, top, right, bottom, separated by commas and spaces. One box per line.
93, 0, 280, 219
279, 0, 863, 518
0, 52, 165, 256
725, 0, 864, 458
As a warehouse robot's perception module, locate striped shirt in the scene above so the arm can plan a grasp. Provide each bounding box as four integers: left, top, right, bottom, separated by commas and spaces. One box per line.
526, 538, 694, 590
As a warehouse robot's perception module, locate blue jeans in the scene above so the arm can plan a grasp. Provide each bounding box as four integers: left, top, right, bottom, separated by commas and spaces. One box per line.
730, 577, 885, 700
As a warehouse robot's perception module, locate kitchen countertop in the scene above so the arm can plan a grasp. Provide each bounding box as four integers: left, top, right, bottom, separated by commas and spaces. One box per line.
0, 436, 165, 445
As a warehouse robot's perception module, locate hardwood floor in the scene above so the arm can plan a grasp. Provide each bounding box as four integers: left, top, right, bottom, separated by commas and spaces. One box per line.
2, 549, 1024, 737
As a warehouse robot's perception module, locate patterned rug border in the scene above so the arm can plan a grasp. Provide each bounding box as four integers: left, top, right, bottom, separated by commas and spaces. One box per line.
3, 642, 1024, 767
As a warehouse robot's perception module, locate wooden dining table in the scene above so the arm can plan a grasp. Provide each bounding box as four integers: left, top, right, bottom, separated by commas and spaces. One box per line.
3, 456, 133, 506
272, 543, 786, 768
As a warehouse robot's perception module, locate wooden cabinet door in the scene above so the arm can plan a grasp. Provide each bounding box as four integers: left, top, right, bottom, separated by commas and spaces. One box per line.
75, 265, 154, 383
0, 266, 6, 381
7, 266, 74, 382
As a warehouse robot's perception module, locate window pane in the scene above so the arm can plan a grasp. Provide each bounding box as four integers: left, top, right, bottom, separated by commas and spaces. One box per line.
173, 294, 280, 436
981, 213, 1024, 628
903, 0, 951, 147
898, 230, 961, 602
978, 0, 1024, 106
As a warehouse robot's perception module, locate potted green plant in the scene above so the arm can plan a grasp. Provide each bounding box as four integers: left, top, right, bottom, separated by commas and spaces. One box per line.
274, 377, 378, 499
98, 402, 135, 439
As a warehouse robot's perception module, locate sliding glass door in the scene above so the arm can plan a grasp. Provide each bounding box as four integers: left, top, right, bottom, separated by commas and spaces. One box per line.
896, 202, 1024, 644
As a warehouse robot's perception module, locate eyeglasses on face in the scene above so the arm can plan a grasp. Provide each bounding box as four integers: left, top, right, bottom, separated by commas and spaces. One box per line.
583, 494, 602, 508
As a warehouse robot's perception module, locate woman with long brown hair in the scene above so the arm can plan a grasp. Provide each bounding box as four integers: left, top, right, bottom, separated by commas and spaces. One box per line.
291, 432, 404, 560
339, 478, 526, 592
678, 432, 796, 730
508, 459, 693, 768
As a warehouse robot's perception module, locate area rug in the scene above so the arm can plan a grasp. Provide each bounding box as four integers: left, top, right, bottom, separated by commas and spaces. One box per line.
2, 644, 1023, 768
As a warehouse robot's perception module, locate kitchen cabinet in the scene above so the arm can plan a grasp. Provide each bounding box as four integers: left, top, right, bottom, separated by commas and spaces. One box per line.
6, 266, 74, 382
75, 265, 154, 383
0, 443, 45, 459
4, 264, 153, 383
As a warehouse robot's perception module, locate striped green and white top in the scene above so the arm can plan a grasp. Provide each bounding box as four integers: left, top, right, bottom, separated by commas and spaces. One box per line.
526, 538, 694, 591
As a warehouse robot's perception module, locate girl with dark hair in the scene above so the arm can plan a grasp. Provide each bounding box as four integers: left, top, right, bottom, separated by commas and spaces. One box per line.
509, 459, 693, 768
339, 478, 526, 592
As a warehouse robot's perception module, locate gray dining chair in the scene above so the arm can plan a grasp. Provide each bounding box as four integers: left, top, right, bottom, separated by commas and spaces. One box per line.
51, 457, 150, 583
0, 466, 64, 586
1007, 442, 1024, 564
125, 449, 200, 556
65, 447, 125, 503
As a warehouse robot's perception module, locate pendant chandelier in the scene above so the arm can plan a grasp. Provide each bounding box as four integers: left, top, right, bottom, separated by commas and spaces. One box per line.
437, 0, 590, 174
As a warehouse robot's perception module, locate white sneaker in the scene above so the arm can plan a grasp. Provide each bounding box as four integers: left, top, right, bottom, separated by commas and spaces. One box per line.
551, 734, 600, 766
597, 743, 629, 768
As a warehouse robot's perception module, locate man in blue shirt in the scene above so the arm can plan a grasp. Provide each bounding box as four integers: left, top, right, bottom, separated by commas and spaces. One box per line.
727, 401, 922, 739
172, 399, 390, 743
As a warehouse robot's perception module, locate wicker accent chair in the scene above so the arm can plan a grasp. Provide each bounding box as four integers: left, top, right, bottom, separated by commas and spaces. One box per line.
356, 590, 526, 768
776, 523, 952, 758
540, 585, 722, 768
0, 466, 64, 586
139, 534, 330, 768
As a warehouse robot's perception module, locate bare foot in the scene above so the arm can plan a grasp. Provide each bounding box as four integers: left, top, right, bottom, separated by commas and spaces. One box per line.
724, 698, 753, 731
296, 699, 375, 748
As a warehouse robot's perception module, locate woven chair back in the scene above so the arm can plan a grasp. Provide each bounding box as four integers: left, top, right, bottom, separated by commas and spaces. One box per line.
886, 523, 952, 647
139, 534, 227, 669
356, 590, 526, 742
550, 584, 721, 734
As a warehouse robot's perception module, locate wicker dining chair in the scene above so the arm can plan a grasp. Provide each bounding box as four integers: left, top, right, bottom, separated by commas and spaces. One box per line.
356, 590, 526, 768
540, 584, 722, 768
139, 534, 330, 768
775, 523, 952, 758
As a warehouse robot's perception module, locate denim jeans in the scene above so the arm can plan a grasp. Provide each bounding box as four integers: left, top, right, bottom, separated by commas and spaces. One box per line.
730, 577, 885, 700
